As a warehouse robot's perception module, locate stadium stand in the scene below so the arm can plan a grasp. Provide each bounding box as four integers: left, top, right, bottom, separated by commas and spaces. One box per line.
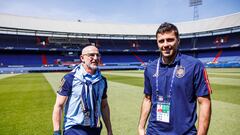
0, 13, 240, 73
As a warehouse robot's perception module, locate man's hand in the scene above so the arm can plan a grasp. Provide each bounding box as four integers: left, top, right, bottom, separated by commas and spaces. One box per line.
53, 130, 61, 135
138, 95, 151, 135
138, 126, 146, 135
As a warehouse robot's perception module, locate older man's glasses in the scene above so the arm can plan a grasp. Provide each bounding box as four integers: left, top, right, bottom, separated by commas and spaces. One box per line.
83, 53, 101, 59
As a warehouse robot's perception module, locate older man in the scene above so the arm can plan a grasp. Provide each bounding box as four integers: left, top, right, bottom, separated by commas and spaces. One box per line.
52, 45, 113, 135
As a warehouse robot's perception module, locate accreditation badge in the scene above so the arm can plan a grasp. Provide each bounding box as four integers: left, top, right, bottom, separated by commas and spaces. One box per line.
83, 111, 91, 125
156, 96, 170, 123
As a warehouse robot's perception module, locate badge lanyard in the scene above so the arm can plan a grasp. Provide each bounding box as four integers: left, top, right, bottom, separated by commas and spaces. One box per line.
155, 58, 177, 123
155, 58, 178, 100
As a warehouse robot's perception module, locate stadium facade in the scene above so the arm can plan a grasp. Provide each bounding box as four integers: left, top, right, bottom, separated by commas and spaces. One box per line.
0, 13, 240, 73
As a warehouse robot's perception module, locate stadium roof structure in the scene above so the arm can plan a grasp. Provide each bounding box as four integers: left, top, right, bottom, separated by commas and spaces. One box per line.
0, 12, 240, 39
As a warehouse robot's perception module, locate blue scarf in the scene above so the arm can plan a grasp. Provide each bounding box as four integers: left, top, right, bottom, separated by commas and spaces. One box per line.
72, 65, 102, 127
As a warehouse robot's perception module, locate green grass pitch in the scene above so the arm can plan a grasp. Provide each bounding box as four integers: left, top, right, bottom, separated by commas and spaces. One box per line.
0, 68, 239, 135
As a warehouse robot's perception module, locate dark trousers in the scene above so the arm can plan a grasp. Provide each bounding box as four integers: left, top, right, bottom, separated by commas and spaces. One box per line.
64, 124, 102, 135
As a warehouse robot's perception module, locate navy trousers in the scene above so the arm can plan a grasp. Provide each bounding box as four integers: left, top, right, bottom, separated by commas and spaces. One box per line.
64, 124, 102, 135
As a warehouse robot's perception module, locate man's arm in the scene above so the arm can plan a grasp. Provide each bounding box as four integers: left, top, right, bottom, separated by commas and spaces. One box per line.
101, 98, 113, 135
52, 94, 68, 133
138, 95, 152, 135
197, 95, 211, 135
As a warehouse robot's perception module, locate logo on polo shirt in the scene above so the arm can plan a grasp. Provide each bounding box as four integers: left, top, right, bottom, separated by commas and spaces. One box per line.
176, 66, 185, 78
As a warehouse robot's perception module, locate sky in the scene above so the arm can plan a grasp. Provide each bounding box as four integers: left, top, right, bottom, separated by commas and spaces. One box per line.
0, 0, 240, 24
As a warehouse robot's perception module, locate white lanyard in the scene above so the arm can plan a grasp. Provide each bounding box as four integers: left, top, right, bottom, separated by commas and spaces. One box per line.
155, 58, 178, 99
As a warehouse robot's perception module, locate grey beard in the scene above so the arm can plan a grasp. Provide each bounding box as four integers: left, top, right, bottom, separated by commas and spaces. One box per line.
86, 63, 98, 70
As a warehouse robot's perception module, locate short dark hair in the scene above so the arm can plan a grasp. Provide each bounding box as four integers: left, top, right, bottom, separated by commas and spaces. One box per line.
156, 22, 179, 40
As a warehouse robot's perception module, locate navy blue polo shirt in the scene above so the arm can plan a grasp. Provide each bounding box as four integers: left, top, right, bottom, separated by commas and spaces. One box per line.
144, 53, 211, 135
57, 65, 108, 130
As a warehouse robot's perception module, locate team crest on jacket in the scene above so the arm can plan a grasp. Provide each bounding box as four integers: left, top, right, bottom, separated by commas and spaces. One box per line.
176, 66, 185, 78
